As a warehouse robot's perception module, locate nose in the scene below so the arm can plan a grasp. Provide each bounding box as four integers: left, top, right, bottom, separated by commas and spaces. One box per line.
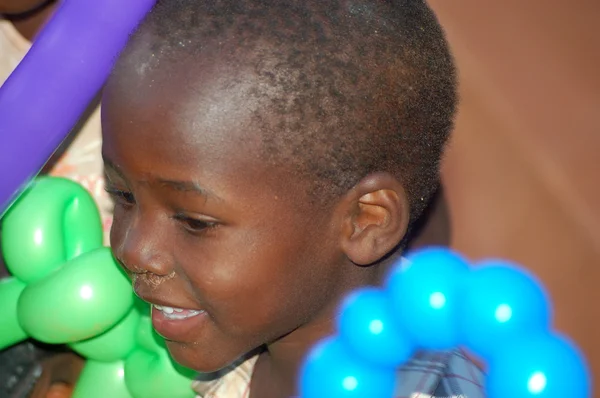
112, 211, 172, 277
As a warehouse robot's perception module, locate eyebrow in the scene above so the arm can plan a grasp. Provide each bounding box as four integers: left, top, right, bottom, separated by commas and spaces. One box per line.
157, 179, 217, 199
102, 155, 220, 201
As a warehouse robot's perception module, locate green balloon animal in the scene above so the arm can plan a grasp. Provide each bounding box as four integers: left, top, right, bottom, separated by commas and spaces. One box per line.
0, 176, 197, 398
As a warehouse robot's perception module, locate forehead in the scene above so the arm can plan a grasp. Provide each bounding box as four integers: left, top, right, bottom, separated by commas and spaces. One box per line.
101, 44, 312, 204
105, 39, 265, 149
108, 43, 260, 137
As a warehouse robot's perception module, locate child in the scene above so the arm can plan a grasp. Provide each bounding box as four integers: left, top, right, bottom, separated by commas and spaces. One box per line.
101, 1, 484, 397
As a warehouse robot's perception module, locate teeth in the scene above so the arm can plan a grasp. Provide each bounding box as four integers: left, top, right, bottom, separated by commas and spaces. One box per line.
153, 304, 203, 320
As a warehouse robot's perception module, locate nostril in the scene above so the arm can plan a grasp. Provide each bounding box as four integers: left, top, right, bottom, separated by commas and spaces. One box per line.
134, 270, 176, 291
114, 254, 145, 275
144, 273, 166, 288
113, 226, 173, 277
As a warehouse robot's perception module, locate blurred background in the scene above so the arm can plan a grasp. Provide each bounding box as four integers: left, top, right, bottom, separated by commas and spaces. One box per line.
429, 0, 600, 386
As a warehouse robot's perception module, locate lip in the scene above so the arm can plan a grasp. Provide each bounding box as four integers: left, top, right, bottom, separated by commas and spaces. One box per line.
136, 292, 204, 312
151, 305, 209, 342
135, 292, 209, 341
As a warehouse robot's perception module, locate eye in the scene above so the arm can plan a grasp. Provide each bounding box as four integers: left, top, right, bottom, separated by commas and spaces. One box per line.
173, 213, 217, 234
104, 186, 136, 206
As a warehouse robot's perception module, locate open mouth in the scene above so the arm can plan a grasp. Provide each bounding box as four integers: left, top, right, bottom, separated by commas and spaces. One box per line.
153, 304, 205, 320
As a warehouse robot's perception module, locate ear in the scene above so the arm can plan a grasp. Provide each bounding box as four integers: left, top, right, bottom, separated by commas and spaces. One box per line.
339, 172, 410, 265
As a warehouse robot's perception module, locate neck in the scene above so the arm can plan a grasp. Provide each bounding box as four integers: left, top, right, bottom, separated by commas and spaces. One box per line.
251, 306, 337, 398
3, 0, 57, 42
250, 264, 384, 398
375, 249, 405, 283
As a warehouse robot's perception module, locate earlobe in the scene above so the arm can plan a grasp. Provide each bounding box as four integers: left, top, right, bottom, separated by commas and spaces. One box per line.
340, 173, 409, 266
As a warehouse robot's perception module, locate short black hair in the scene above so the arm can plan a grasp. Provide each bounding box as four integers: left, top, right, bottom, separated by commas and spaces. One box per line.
116, 0, 457, 228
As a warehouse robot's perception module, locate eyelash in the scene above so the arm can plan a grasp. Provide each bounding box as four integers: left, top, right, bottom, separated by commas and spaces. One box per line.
173, 213, 218, 234
104, 185, 217, 234
104, 186, 136, 206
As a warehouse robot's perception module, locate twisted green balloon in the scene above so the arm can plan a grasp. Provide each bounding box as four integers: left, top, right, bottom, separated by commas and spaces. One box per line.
2, 177, 103, 283
17, 247, 134, 343
0, 277, 27, 348
0, 176, 197, 397
72, 360, 132, 398
124, 316, 197, 397
70, 305, 141, 362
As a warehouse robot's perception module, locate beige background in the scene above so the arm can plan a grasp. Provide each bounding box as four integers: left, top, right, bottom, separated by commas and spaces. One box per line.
428, 0, 600, 390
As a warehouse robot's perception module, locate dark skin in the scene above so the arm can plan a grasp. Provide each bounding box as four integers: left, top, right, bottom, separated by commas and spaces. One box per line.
28, 353, 84, 398
0, 193, 450, 398
0, 2, 455, 394
101, 48, 411, 398
0, 0, 57, 41
0, 5, 452, 394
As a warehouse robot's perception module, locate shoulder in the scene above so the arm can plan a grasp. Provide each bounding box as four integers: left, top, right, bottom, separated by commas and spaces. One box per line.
395, 348, 486, 398
193, 348, 486, 398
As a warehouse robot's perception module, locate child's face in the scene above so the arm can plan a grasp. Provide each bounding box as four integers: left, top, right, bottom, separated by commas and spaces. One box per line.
0, 0, 50, 14
101, 59, 349, 372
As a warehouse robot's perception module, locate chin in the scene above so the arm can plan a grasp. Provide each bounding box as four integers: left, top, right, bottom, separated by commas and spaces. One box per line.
165, 340, 246, 374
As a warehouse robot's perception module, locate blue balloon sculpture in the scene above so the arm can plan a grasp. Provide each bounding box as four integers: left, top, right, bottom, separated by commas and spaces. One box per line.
387, 248, 469, 349
460, 261, 551, 359
487, 332, 590, 398
300, 247, 591, 398
338, 288, 413, 368
299, 336, 396, 398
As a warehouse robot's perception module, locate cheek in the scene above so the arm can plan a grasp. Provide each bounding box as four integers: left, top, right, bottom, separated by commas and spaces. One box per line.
182, 223, 337, 334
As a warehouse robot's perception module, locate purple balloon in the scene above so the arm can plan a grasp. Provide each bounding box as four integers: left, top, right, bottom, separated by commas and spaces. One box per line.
0, 0, 157, 216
